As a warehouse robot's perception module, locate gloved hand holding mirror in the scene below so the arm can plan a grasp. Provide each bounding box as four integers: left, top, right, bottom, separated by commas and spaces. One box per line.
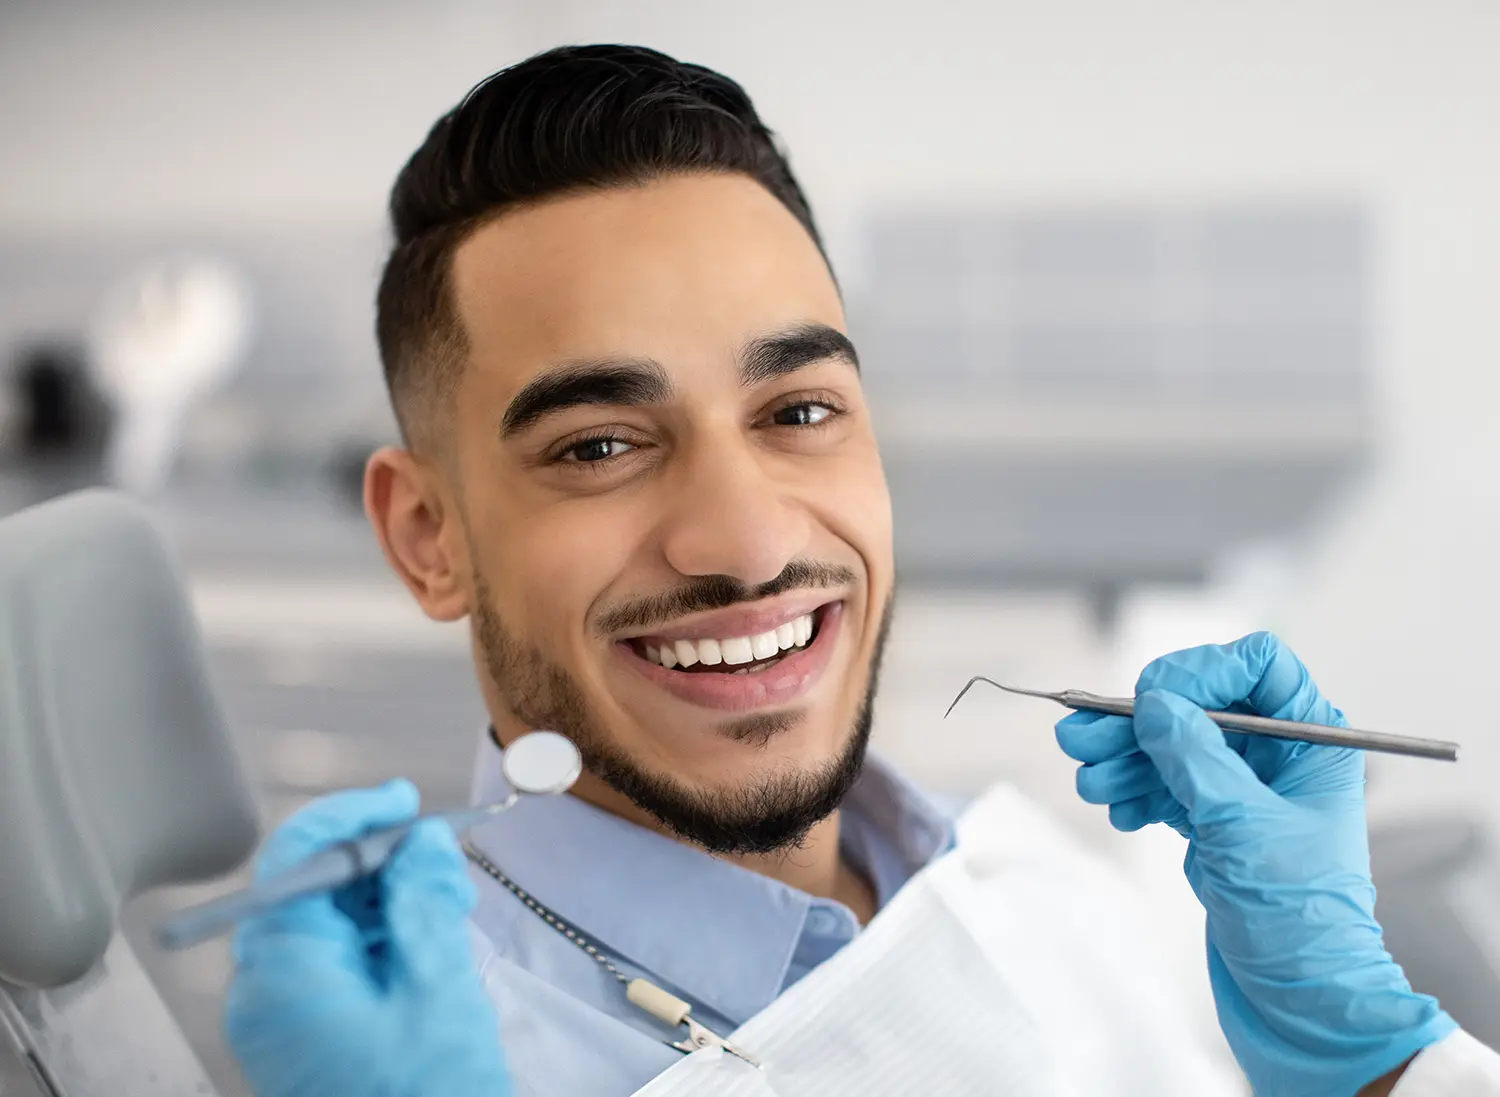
223, 779, 514, 1097
217, 731, 578, 1097
158, 730, 580, 948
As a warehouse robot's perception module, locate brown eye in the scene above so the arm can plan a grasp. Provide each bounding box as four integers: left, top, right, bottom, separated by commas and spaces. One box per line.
562, 438, 634, 463
772, 403, 834, 427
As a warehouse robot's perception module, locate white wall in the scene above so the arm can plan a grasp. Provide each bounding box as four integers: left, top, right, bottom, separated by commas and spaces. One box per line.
8, 0, 1498, 431
0, 2, 497, 232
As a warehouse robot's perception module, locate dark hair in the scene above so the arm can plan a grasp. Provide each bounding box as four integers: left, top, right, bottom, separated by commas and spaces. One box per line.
375, 44, 827, 445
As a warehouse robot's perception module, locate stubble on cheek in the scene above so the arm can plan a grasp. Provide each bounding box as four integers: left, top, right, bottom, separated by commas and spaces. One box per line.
471, 575, 593, 738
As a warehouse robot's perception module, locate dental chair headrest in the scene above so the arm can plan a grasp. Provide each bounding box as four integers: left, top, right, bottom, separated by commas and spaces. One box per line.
0, 490, 259, 987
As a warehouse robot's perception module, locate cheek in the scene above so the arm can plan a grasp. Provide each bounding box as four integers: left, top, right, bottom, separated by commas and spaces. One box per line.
498, 497, 639, 638
819, 443, 894, 580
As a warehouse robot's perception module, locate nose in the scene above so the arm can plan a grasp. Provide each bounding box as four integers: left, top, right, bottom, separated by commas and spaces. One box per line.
658, 439, 811, 586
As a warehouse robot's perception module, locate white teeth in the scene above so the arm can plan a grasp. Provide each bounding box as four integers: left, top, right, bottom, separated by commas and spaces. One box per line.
720, 637, 754, 665
795, 614, 812, 645
641, 612, 818, 669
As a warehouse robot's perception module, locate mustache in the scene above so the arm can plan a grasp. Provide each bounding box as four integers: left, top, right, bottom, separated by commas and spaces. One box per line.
595, 559, 856, 636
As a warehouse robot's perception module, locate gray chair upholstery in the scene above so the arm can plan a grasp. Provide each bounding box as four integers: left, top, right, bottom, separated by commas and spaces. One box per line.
0, 489, 259, 1095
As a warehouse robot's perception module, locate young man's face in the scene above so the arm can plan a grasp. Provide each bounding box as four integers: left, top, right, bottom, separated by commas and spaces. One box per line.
372, 173, 894, 852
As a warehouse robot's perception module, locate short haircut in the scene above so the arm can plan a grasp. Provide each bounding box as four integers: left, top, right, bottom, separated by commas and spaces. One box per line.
375, 44, 828, 447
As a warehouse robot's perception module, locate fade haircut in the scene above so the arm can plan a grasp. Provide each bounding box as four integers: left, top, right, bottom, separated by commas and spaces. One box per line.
375, 44, 828, 447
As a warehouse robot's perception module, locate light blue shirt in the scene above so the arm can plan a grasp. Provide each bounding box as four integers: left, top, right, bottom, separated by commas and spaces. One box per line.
465, 732, 955, 1097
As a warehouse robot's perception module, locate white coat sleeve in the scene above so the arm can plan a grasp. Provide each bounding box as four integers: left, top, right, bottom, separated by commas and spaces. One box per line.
1390, 1031, 1500, 1095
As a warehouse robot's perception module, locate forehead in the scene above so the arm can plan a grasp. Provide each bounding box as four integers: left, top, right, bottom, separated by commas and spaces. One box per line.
449, 173, 844, 397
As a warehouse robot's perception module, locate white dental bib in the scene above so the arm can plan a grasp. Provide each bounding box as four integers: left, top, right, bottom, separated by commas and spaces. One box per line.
628, 785, 1243, 1096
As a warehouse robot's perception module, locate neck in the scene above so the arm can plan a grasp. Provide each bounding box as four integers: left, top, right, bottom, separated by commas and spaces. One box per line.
724, 811, 845, 896
723, 811, 877, 924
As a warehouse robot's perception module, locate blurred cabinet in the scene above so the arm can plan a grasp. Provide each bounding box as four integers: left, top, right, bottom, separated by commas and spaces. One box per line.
852, 204, 1373, 595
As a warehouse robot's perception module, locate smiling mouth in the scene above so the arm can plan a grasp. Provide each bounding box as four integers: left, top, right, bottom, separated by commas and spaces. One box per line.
627, 606, 827, 675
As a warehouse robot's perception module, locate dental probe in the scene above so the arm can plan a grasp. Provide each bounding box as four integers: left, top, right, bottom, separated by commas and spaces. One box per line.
157, 730, 583, 950
944, 677, 1460, 763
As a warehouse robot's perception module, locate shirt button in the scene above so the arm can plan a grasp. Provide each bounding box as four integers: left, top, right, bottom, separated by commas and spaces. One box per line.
806, 907, 843, 936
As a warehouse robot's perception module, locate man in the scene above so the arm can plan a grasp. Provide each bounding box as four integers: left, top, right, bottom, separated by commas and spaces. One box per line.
222, 45, 1500, 1096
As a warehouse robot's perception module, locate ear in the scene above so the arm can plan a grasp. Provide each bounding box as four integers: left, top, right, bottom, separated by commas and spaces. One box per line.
364, 446, 471, 622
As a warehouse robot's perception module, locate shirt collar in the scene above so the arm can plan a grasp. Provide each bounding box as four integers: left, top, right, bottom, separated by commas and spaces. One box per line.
467, 730, 953, 1026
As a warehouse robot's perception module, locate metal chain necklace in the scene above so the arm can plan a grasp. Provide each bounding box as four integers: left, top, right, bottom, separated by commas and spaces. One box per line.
462, 841, 759, 1067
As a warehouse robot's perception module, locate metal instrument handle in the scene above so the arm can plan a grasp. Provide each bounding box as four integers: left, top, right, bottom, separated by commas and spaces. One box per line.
1059, 691, 1460, 762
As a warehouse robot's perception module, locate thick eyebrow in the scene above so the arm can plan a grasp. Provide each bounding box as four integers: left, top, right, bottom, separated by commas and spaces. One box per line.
739, 323, 860, 386
500, 360, 672, 438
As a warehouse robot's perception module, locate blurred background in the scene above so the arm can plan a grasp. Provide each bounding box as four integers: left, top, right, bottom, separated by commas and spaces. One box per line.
3, 1, 1499, 1092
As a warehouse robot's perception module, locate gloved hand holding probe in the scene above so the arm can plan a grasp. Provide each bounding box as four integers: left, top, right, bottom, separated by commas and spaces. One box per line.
1057, 632, 1455, 1096
223, 780, 513, 1097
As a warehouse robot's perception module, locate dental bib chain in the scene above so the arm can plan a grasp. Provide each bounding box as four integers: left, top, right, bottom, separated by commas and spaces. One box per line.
464, 841, 634, 987
463, 842, 760, 1068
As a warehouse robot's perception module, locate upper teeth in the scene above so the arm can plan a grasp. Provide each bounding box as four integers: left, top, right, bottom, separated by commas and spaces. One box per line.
644, 613, 814, 670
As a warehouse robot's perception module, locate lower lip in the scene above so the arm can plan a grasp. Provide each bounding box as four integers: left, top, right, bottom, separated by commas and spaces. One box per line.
617, 602, 844, 712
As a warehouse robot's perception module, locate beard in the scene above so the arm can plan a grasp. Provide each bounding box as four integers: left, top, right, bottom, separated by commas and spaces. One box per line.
472, 570, 893, 856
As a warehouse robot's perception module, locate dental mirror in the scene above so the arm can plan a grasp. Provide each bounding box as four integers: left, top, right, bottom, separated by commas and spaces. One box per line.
501, 729, 582, 796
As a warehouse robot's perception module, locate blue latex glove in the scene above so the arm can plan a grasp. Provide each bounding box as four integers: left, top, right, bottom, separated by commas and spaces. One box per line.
224, 779, 512, 1097
1056, 632, 1455, 1097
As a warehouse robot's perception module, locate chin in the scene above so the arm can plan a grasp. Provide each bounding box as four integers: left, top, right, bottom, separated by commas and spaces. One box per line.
592, 702, 875, 856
